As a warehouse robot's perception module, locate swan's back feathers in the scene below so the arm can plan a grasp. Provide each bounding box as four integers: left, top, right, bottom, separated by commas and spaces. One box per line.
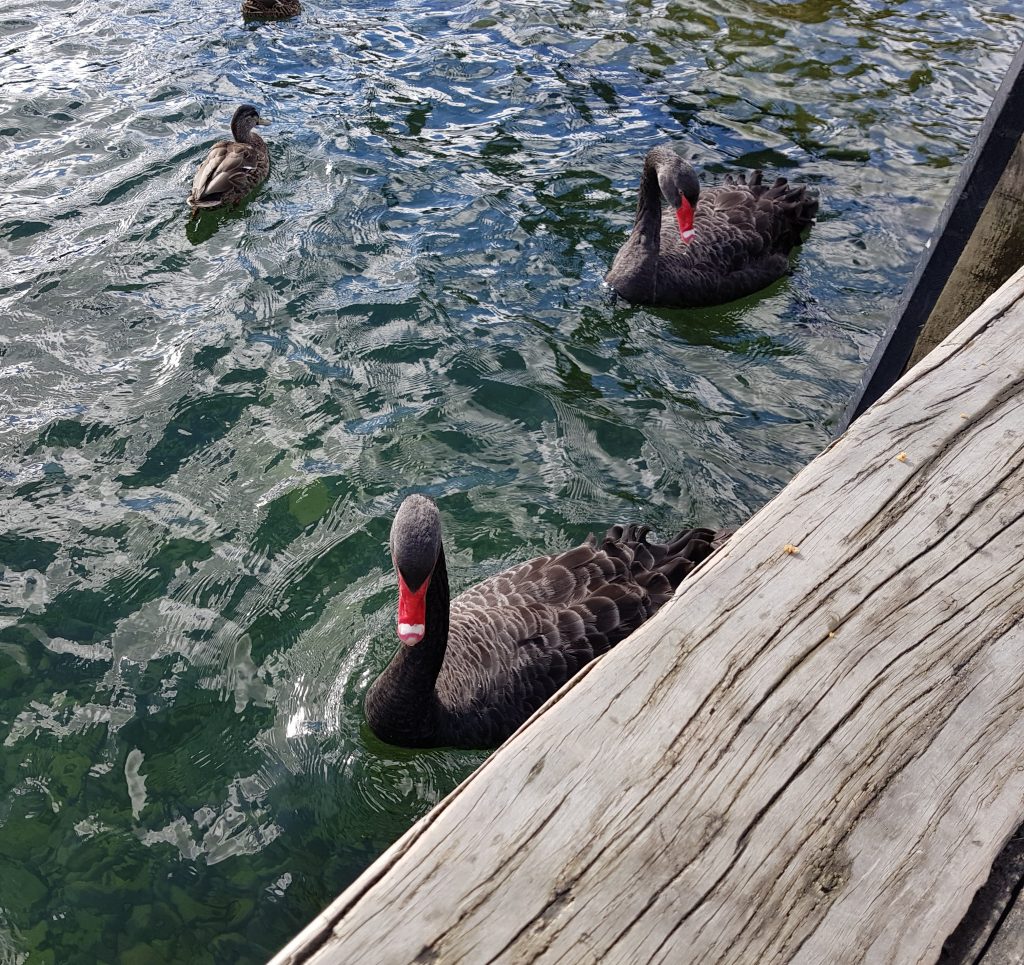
241, 0, 301, 17
434, 524, 719, 745
606, 156, 817, 308
649, 173, 817, 306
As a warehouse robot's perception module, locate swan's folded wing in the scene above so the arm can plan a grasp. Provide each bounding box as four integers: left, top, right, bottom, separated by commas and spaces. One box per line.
439, 527, 719, 744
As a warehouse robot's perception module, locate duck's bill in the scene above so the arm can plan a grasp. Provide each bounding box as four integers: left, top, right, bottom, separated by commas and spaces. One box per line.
257, 117, 271, 126
675, 199, 695, 243
396, 571, 430, 645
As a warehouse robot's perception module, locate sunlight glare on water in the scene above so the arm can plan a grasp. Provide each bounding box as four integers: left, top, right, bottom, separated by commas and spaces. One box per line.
1, 0, 1022, 960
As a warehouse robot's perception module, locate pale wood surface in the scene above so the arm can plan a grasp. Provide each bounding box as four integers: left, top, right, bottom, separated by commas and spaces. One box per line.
272, 267, 1024, 965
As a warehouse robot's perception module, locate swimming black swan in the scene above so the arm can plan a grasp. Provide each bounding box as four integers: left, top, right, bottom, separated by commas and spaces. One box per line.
605, 145, 818, 308
365, 494, 724, 749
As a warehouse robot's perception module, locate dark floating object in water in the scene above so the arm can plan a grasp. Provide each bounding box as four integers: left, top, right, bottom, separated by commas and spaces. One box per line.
605, 145, 818, 308
187, 105, 271, 218
365, 494, 725, 749
241, 0, 301, 20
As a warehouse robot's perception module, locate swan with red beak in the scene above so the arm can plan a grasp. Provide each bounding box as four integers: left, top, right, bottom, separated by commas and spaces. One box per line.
605, 144, 817, 308
390, 495, 442, 646
364, 493, 724, 749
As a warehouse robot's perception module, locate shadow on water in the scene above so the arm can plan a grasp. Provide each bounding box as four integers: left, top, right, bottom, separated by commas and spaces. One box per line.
185, 194, 268, 245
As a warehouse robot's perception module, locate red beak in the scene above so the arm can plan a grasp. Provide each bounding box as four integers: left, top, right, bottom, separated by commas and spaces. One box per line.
397, 570, 430, 645
675, 198, 695, 244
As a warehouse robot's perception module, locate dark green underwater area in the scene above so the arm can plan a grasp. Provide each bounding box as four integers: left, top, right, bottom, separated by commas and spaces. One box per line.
1, 0, 1023, 961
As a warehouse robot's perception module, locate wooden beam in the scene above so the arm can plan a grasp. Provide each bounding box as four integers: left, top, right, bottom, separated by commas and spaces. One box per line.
939, 826, 1024, 964
272, 267, 1024, 965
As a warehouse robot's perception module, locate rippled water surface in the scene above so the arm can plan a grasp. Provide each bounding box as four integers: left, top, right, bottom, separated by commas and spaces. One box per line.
2, 0, 1023, 960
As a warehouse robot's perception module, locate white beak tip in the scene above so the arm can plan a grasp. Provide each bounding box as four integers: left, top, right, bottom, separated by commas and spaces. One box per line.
398, 623, 425, 644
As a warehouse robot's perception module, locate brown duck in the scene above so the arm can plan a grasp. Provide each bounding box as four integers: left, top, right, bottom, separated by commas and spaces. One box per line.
187, 105, 270, 218
606, 145, 817, 308
241, 0, 301, 19
365, 494, 725, 749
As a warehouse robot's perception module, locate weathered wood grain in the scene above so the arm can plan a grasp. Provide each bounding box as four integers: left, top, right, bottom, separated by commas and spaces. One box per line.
272, 267, 1024, 965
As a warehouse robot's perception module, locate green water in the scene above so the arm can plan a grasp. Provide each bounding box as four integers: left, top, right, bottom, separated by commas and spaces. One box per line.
1, 0, 1022, 961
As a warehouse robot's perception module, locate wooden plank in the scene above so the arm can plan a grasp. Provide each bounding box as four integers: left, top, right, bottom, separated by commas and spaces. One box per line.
982, 888, 1024, 965
940, 824, 1024, 965
272, 267, 1024, 965
841, 39, 1024, 430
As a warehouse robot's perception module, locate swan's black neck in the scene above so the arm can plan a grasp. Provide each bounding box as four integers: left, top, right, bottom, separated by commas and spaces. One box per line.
365, 547, 451, 747
605, 159, 664, 303
630, 158, 665, 252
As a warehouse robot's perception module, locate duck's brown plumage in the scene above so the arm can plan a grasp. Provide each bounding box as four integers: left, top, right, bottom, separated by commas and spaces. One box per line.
365, 494, 726, 749
606, 145, 818, 308
241, 0, 301, 19
187, 105, 270, 217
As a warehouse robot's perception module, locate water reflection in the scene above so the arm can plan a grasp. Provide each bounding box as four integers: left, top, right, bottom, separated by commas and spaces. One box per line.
1, 0, 1022, 960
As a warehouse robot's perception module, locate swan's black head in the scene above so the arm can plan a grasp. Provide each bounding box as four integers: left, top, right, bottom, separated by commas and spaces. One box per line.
390, 495, 442, 644
230, 104, 269, 140
645, 146, 699, 208
645, 146, 700, 244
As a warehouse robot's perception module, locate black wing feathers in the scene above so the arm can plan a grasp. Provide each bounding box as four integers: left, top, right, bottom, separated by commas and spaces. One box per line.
436, 524, 718, 745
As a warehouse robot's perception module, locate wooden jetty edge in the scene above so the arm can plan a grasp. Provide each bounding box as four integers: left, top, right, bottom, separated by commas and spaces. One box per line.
271, 267, 1024, 965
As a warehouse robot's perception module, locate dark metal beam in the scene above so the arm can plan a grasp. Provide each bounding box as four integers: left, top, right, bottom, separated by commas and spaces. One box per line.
840, 40, 1024, 432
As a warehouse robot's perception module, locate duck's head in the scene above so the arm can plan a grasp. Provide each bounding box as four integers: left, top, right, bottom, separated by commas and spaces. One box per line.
390, 495, 443, 646
230, 104, 270, 141
645, 146, 700, 244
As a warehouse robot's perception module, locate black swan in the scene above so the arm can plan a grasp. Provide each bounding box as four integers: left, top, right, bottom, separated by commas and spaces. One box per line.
605, 145, 818, 308
187, 105, 270, 217
365, 494, 724, 749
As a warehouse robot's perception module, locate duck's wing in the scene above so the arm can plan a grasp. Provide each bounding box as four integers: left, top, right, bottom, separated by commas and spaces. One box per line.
439, 526, 717, 743
242, 0, 300, 16
188, 140, 264, 208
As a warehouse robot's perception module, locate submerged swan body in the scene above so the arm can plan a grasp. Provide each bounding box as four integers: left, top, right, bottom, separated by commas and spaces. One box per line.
365, 494, 724, 749
606, 145, 818, 308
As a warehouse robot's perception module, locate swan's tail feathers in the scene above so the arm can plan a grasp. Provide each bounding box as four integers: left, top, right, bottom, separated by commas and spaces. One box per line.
652, 554, 699, 593
660, 526, 732, 591
664, 526, 715, 557
634, 567, 675, 606
725, 170, 765, 191
711, 528, 733, 551
763, 177, 819, 245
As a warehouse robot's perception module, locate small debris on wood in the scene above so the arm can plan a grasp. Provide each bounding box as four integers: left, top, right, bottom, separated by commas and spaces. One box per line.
896, 452, 908, 462
783, 544, 800, 555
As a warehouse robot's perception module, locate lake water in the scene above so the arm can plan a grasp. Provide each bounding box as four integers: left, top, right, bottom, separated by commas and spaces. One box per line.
1, 1, 1022, 961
